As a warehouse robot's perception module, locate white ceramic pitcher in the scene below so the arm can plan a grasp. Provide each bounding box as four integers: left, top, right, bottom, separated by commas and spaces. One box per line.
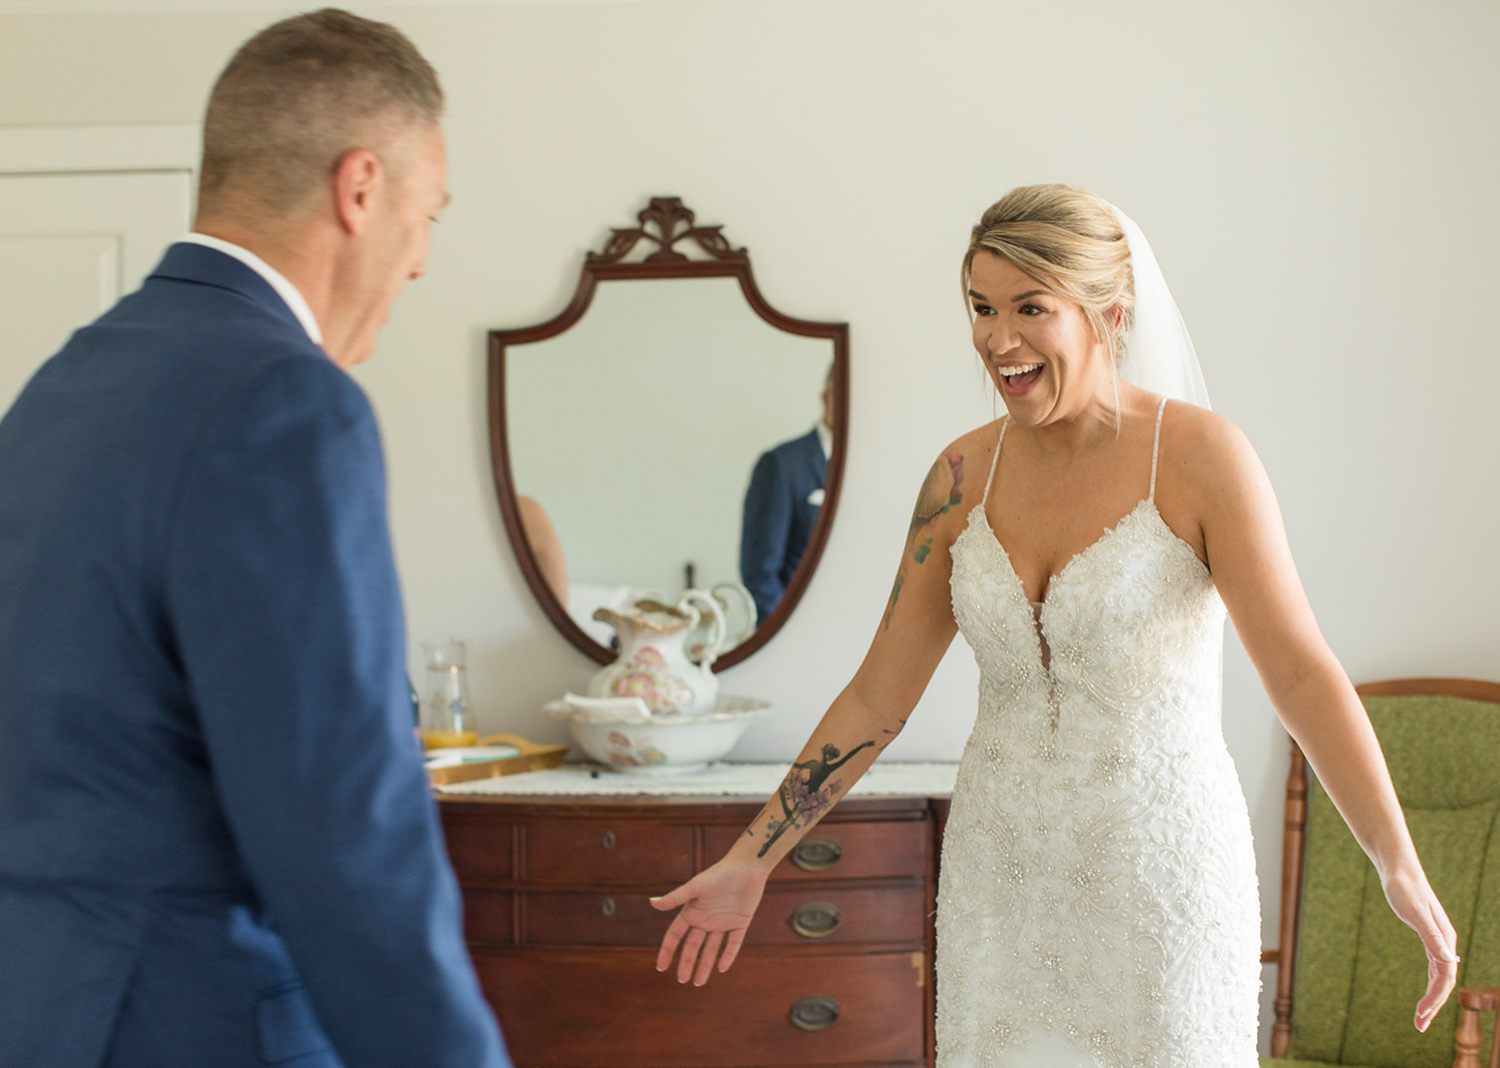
586, 589, 726, 715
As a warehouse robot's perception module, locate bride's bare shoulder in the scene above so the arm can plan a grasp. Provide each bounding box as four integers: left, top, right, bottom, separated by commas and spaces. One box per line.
1162, 400, 1268, 498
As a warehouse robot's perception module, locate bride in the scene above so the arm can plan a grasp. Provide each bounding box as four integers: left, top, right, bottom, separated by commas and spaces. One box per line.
650, 184, 1457, 1066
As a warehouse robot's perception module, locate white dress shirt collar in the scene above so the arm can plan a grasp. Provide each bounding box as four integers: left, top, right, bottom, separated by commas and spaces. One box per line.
815, 420, 832, 461
180, 233, 323, 346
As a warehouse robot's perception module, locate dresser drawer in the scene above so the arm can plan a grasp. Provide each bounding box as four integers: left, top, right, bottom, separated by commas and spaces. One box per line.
442, 818, 515, 883
702, 817, 929, 882
522, 888, 663, 946
521, 884, 926, 948
472, 948, 926, 1067
523, 819, 696, 884
462, 888, 515, 946
753, 885, 927, 946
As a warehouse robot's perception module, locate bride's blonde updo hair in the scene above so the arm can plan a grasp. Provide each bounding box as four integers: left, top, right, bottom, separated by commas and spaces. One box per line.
963, 184, 1135, 366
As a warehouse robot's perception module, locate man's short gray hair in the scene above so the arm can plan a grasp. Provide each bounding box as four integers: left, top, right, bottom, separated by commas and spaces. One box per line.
199, 8, 443, 218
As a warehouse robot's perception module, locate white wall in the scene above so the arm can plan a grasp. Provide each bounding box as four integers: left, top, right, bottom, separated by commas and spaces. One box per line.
3, 0, 1497, 1050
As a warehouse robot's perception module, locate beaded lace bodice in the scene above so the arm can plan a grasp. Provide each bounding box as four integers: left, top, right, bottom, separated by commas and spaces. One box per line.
935, 401, 1260, 1068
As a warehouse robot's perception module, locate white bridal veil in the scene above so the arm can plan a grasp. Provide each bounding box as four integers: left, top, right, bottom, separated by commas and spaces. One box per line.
1107, 204, 1213, 410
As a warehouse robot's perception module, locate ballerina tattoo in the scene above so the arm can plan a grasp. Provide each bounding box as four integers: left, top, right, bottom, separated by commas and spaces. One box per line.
757, 741, 876, 857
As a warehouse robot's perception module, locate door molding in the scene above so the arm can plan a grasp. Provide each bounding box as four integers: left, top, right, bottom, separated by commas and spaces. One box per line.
0, 124, 199, 175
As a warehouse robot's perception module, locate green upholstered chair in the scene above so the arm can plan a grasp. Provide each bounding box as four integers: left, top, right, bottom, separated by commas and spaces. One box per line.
1261, 678, 1500, 1068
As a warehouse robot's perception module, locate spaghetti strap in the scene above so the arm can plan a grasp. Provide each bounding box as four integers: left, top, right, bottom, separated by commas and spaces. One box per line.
1148, 398, 1167, 502
981, 417, 1008, 507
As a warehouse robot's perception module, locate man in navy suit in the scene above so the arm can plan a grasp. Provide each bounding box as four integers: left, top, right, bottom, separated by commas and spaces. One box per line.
0, 10, 509, 1067
739, 371, 834, 624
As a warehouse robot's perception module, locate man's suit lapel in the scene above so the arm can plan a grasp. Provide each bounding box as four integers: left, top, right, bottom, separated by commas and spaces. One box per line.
799, 427, 828, 486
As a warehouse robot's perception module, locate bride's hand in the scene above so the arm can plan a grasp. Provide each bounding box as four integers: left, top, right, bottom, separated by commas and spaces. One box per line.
651, 858, 768, 986
1381, 866, 1460, 1031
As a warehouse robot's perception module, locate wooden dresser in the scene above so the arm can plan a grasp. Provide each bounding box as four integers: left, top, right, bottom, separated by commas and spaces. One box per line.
438, 790, 950, 1068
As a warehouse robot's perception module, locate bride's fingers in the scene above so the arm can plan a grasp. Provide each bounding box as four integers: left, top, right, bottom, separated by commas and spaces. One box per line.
649, 885, 690, 911
1416, 961, 1459, 1032
655, 914, 689, 972
718, 927, 747, 973
1403, 894, 1459, 965
675, 925, 707, 984
692, 930, 725, 987
1412, 904, 1461, 1032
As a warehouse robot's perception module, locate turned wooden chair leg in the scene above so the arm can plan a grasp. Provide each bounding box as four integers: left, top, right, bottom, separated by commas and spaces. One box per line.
1270, 992, 1293, 1059
1453, 988, 1500, 1068
1454, 1003, 1483, 1068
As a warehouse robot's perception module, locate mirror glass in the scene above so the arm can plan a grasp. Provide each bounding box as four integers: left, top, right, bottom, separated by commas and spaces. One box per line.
506, 277, 834, 654
490, 197, 847, 671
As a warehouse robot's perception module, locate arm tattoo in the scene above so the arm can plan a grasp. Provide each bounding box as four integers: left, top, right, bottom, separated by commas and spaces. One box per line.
757, 740, 876, 858
883, 452, 964, 628
881, 573, 905, 630
910, 454, 965, 541
879, 715, 909, 750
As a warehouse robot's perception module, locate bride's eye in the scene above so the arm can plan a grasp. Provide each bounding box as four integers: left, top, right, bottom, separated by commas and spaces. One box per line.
1019, 303, 1044, 316
972, 303, 995, 317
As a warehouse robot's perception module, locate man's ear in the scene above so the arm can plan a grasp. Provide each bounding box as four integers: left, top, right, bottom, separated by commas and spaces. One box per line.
332, 148, 381, 236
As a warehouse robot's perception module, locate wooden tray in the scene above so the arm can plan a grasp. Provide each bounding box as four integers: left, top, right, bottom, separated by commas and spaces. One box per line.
426, 732, 569, 786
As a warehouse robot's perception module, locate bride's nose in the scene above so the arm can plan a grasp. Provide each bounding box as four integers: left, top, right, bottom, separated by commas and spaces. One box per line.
981, 318, 1021, 360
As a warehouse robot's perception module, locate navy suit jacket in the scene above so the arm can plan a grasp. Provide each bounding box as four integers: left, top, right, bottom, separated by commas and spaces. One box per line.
0, 244, 509, 1068
739, 427, 828, 623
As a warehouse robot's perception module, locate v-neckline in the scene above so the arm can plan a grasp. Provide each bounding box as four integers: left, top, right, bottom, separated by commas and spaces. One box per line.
965, 501, 1161, 696
973, 497, 1158, 609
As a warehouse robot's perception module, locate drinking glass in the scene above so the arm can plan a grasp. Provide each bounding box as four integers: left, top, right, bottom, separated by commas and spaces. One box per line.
419, 639, 476, 748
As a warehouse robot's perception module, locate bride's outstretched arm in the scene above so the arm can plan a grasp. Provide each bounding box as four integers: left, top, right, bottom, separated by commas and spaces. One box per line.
651, 442, 977, 985
1180, 405, 1460, 1032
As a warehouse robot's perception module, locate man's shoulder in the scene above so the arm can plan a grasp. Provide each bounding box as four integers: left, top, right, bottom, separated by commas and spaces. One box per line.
76, 290, 329, 402
762, 427, 822, 462
25, 269, 363, 463
85, 242, 313, 362
134, 251, 308, 337
147, 241, 289, 316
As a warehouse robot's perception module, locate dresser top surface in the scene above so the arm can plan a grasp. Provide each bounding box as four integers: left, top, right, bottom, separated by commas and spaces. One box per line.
434, 760, 958, 806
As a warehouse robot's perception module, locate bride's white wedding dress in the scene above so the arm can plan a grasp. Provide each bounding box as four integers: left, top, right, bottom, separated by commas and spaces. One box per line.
937, 400, 1260, 1067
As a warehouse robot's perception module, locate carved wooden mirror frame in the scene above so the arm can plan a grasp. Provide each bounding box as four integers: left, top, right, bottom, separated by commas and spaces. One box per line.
488, 197, 849, 670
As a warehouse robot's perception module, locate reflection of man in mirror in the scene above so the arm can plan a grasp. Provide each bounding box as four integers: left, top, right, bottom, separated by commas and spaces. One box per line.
739, 364, 834, 623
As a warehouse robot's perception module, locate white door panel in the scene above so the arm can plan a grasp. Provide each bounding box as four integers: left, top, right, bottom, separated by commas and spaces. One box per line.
0, 170, 190, 414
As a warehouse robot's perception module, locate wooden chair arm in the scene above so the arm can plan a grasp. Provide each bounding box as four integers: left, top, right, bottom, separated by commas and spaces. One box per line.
1460, 988, 1500, 1011
1455, 987, 1500, 1068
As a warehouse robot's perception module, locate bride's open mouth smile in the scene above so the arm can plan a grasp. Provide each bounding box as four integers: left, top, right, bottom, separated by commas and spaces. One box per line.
997, 361, 1044, 395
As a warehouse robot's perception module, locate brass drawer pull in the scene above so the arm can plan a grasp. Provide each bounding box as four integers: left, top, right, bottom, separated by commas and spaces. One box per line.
600, 896, 616, 917
601, 830, 616, 850
790, 835, 841, 872
790, 901, 842, 938
789, 995, 840, 1032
